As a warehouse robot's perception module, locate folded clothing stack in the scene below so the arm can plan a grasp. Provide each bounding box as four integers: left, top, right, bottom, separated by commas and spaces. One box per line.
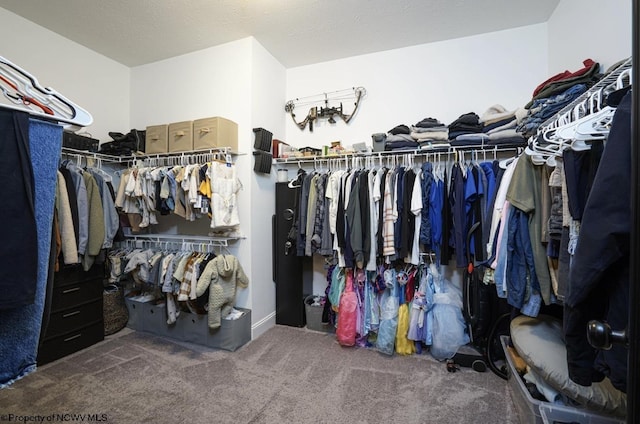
385, 124, 419, 151
518, 83, 589, 137
518, 59, 602, 137
528, 59, 601, 107
448, 112, 483, 141
480, 104, 526, 146
409, 116, 450, 149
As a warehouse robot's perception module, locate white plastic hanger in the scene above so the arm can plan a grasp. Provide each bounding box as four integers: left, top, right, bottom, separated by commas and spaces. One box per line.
0, 55, 93, 128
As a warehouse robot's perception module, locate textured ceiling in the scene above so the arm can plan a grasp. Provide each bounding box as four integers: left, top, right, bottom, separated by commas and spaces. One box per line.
0, 0, 560, 68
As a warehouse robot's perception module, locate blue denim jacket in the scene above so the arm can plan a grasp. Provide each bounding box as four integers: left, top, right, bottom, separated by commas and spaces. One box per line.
506, 208, 541, 317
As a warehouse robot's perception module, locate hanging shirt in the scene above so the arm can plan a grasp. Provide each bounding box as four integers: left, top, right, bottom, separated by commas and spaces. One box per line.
366, 170, 379, 271
399, 169, 416, 260
487, 157, 519, 260
64, 161, 89, 255
450, 163, 466, 267
208, 161, 242, 230
429, 177, 444, 262
506, 155, 552, 305
382, 170, 396, 258
305, 174, 319, 256
326, 170, 346, 235
393, 167, 406, 253
409, 168, 423, 265
420, 162, 434, 247
376, 168, 388, 259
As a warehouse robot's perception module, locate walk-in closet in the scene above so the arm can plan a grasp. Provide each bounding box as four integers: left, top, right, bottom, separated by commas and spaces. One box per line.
0, 1, 636, 423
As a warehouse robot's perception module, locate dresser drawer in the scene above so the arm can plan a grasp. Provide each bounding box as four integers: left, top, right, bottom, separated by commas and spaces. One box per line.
38, 321, 104, 365
168, 120, 193, 153
46, 299, 103, 338
51, 279, 103, 312
55, 264, 105, 287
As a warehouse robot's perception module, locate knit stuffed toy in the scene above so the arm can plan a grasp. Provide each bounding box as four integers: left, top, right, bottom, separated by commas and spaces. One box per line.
196, 254, 249, 329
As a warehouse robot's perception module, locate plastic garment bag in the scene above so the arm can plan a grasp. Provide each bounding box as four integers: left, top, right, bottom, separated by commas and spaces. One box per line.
336, 269, 357, 346
365, 271, 380, 333
408, 289, 427, 342
408, 265, 435, 343
430, 277, 470, 361
376, 273, 399, 355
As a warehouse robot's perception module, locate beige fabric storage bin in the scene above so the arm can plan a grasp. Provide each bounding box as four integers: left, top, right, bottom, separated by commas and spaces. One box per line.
168, 120, 194, 153
193, 117, 238, 151
145, 124, 168, 154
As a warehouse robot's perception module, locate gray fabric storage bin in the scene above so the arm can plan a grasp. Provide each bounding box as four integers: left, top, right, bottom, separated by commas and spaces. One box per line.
125, 299, 251, 351
206, 308, 251, 351
124, 298, 146, 331
180, 312, 209, 344
144, 302, 182, 339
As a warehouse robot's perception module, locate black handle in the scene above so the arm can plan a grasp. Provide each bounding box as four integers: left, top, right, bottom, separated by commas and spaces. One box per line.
587, 320, 629, 350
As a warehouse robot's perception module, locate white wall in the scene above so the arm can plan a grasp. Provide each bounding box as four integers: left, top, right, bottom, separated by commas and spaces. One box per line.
0, 8, 130, 142
285, 24, 550, 294
285, 24, 549, 151
248, 38, 287, 336
547, 0, 631, 74
130, 37, 287, 337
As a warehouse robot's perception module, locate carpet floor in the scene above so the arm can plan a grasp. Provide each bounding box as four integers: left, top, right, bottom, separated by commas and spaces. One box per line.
0, 325, 518, 423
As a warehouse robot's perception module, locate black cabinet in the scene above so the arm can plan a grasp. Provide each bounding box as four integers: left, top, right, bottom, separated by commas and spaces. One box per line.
273, 182, 312, 327
38, 265, 104, 364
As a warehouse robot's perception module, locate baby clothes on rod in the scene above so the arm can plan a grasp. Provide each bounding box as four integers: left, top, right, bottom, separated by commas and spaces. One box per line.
114, 160, 242, 236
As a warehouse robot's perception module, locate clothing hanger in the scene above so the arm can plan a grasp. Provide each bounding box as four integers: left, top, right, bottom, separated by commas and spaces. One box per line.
0, 55, 93, 128
0, 74, 55, 115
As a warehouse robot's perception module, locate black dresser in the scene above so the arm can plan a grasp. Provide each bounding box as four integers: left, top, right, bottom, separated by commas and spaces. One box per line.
38, 265, 104, 364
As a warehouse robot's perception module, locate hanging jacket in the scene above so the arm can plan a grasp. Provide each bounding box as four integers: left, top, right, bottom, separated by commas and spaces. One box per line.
564, 91, 631, 393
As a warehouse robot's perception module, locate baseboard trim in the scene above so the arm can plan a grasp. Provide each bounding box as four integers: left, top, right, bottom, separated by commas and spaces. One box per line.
251, 311, 276, 339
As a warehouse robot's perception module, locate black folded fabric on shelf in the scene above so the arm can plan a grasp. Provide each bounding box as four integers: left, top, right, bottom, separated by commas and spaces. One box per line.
384, 139, 419, 151
415, 117, 444, 128
99, 129, 146, 156
448, 112, 483, 139
482, 116, 516, 133
388, 124, 410, 135
449, 112, 481, 127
